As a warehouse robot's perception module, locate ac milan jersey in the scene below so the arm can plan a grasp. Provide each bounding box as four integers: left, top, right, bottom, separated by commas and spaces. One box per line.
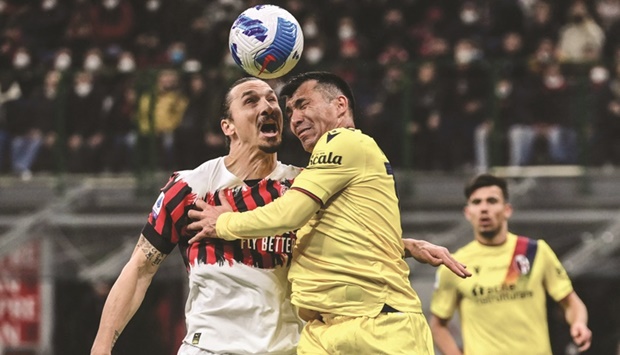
142, 157, 303, 354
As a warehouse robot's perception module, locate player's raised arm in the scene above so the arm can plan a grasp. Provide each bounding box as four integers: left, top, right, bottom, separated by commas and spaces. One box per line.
91, 235, 167, 355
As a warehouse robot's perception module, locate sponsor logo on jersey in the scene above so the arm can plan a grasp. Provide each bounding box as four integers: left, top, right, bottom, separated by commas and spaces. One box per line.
470, 282, 533, 304
152, 192, 164, 219
308, 151, 343, 166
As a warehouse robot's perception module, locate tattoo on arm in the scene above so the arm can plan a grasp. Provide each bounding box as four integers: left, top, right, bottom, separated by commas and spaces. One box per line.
137, 236, 166, 266
112, 330, 120, 347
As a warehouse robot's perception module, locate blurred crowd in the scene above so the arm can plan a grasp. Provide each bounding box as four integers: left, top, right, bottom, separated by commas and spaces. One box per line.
2, 0, 620, 179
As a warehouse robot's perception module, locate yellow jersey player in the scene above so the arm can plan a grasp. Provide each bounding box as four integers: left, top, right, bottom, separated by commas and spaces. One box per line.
187, 71, 471, 354
430, 173, 592, 355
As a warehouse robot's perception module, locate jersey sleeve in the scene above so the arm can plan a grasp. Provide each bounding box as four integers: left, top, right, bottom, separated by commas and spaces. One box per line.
291, 129, 364, 204
539, 240, 574, 301
430, 266, 460, 320
141, 174, 195, 254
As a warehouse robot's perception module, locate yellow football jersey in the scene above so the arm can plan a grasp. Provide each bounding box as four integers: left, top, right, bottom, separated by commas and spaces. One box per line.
431, 233, 573, 355
288, 128, 422, 317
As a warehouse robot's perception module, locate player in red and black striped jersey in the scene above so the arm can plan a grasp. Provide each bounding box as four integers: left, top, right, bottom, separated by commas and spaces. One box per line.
92, 77, 303, 355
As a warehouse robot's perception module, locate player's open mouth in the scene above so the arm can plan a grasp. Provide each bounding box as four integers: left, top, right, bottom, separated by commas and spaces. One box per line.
260, 122, 279, 137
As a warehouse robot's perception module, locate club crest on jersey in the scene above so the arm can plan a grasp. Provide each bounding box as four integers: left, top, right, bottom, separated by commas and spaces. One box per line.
152, 192, 164, 219
514, 254, 531, 275
308, 151, 342, 166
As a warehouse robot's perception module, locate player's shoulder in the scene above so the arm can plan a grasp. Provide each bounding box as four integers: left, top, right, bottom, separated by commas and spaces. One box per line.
273, 161, 303, 179
169, 157, 228, 192
317, 127, 358, 144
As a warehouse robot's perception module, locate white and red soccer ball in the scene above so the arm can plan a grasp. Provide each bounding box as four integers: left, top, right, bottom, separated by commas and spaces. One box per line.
229, 5, 304, 79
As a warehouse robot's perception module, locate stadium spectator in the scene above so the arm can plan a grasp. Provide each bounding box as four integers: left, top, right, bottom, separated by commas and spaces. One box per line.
510, 62, 577, 166
90, 0, 134, 50
524, 1, 561, 53
440, 37, 491, 171
557, 0, 605, 64
173, 72, 209, 170
66, 70, 106, 173
136, 69, 188, 170
30, 69, 61, 173
409, 61, 443, 170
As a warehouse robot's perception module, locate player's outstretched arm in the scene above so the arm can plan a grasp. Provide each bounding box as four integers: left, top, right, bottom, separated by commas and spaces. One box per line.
403, 239, 471, 278
559, 291, 592, 352
91, 235, 167, 355
187, 189, 320, 243
430, 315, 463, 355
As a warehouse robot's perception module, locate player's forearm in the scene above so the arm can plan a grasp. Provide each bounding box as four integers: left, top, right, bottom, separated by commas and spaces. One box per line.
430, 316, 463, 355
91, 256, 156, 353
561, 292, 588, 326
216, 189, 319, 240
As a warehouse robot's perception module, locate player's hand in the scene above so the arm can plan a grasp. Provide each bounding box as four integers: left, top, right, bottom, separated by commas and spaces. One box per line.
187, 191, 233, 243
570, 321, 592, 352
403, 239, 471, 279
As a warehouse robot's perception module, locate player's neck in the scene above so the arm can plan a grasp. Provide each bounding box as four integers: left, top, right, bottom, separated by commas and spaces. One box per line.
225, 150, 277, 181
475, 232, 508, 246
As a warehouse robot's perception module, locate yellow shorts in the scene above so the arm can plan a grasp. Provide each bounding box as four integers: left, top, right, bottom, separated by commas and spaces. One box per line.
297, 312, 434, 355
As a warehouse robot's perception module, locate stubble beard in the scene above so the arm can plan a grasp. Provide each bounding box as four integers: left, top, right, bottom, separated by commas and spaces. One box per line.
259, 139, 282, 154
479, 227, 500, 240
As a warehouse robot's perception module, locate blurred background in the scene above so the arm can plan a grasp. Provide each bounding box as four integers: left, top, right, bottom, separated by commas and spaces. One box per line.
0, 0, 619, 354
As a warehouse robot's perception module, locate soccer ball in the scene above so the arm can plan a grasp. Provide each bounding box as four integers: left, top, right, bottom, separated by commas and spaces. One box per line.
229, 5, 304, 79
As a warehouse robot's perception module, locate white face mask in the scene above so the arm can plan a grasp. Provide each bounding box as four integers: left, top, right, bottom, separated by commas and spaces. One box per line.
75, 83, 93, 97
55, 53, 72, 70
146, 0, 160, 11
41, 0, 57, 10
303, 21, 318, 39
455, 49, 477, 65
117, 57, 136, 72
338, 25, 355, 40
103, 0, 119, 9
590, 67, 609, 83
183, 59, 202, 73
305, 47, 324, 64
460, 9, 479, 24
84, 55, 103, 71
496, 82, 512, 98
13, 52, 31, 69
544, 75, 564, 89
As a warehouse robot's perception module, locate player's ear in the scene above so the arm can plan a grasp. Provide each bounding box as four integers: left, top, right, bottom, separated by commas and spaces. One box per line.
221, 118, 235, 136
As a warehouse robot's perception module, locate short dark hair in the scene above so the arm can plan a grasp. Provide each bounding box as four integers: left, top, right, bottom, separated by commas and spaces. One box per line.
280, 71, 356, 114
464, 174, 509, 201
220, 76, 262, 120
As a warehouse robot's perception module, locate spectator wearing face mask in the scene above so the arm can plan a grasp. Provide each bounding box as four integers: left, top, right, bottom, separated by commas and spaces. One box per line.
5, 46, 43, 180
439, 37, 491, 171
10, 46, 40, 98
66, 70, 107, 173
509, 62, 577, 166
475, 77, 533, 172
82, 47, 106, 74
447, 1, 489, 45
30, 70, 62, 173
137, 69, 188, 170
592, 62, 620, 166
51, 47, 74, 72
557, 0, 605, 64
